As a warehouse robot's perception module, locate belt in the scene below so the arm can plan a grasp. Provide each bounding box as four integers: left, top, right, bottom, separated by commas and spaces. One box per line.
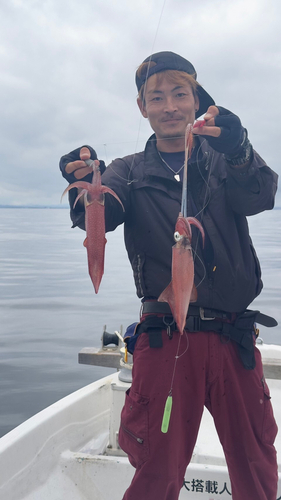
142, 301, 233, 321
141, 301, 277, 328
126, 304, 277, 370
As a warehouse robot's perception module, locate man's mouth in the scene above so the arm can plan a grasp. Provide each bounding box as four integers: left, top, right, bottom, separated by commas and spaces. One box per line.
162, 118, 182, 123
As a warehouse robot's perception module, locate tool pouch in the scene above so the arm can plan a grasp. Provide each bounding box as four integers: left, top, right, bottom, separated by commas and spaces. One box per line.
124, 322, 140, 355
124, 316, 172, 354
221, 310, 260, 370
237, 338, 256, 370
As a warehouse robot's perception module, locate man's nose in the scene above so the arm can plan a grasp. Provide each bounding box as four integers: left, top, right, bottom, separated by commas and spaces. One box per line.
163, 97, 177, 113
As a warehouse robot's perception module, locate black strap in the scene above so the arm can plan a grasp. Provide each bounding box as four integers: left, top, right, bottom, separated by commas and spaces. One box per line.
136, 316, 166, 349
138, 310, 277, 339
255, 311, 278, 327
142, 302, 231, 320
147, 329, 163, 348
142, 302, 278, 328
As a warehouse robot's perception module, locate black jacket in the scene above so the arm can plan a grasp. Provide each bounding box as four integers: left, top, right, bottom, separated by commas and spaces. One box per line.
64, 135, 278, 313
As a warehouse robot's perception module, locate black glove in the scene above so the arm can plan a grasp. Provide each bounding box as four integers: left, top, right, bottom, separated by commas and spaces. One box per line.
59, 145, 106, 184
203, 106, 246, 158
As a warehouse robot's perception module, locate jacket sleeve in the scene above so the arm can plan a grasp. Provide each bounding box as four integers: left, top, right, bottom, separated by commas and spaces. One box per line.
225, 150, 278, 216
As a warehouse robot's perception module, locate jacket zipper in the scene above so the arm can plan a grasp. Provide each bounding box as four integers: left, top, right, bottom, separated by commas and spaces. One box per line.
137, 254, 144, 297
121, 424, 144, 444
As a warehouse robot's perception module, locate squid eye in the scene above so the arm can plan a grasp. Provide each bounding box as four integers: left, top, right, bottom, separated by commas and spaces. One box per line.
174, 231, 183, 242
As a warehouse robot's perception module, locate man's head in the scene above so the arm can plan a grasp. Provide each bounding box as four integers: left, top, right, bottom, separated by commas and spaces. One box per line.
136, 51, 215, 119
136, 52, 215, 151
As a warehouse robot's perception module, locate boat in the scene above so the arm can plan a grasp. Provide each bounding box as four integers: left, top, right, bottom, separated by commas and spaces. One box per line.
0, 328, 280, 500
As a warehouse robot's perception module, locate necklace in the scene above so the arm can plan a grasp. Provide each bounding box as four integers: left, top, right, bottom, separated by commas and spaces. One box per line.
157, 150, 184, 182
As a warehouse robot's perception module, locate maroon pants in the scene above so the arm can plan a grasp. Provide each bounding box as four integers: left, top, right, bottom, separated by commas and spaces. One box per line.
119, 328, 278, 500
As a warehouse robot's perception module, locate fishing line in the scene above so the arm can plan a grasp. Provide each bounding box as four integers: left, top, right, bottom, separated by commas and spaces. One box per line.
194, 138, 213, 219
94, 134, 202, 148
103, 143, 109, 165
105, 0, 168, 186
161, 330, 189, 434
189, 137, 214, 289
161, 134, 212, 433
131, 0, 168, 152
192, 249, 207, 290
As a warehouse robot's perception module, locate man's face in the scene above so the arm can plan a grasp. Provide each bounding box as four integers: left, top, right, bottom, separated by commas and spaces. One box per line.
138, 75, 199, 150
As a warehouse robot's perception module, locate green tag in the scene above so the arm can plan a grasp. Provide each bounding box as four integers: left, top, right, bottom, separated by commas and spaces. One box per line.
161, 395, 173, 433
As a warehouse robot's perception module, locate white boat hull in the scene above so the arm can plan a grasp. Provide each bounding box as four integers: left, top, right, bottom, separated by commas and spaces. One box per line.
0, 344, 281, 499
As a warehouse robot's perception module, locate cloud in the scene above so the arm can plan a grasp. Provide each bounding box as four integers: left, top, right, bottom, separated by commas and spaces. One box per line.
0, 0, 280, 205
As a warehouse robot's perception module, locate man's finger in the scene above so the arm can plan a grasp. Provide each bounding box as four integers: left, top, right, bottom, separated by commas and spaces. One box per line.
193, 106, 221, 137
65, 160, 87, 174
204, 105, 219, 121
74, 166, 93, 179
80, 147, 91, 160
193, 125, 221, 137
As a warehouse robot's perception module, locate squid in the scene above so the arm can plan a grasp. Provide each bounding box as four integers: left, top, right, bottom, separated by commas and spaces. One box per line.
62, 160, 124, 293
158, 124, 205, 334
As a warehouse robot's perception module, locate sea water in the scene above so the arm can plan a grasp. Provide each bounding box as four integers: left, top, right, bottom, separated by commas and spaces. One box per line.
0, 207, 280, 437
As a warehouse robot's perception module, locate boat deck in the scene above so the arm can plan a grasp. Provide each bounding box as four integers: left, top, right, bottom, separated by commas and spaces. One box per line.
0, 343, 280, 499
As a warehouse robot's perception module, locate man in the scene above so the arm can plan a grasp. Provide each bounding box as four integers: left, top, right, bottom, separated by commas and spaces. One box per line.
60, 51, 278, 500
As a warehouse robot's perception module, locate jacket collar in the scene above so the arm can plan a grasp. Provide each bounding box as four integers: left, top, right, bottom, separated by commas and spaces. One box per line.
143, 133, 210, 180
144, 134, 169, 180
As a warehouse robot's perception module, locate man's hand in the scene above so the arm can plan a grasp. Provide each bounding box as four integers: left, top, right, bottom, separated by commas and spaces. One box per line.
193, 106, 246, 158
65, 146, 93, 180
59, 145, 106, 184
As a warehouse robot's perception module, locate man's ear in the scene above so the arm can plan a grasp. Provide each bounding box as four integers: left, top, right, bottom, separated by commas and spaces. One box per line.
137, 97, 148, 118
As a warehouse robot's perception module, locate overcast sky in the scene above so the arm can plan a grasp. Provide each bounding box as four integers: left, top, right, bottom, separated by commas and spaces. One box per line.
0, 0, 280, 206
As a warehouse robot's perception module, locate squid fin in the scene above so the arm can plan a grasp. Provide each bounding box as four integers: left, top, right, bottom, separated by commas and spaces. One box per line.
190, 284, 198, 302
158, 282, 175, 312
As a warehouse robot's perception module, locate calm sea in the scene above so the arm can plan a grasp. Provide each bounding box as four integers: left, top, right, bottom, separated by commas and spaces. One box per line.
0, 207, 280, 438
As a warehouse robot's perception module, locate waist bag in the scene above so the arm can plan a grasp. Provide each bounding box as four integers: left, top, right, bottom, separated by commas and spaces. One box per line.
124, 309, 277, 370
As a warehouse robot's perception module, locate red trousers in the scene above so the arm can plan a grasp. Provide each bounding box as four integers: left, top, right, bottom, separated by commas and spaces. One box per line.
119, 328, 278, 500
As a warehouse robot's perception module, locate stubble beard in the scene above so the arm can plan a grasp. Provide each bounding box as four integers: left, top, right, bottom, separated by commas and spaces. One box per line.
156, 129, 186, 149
